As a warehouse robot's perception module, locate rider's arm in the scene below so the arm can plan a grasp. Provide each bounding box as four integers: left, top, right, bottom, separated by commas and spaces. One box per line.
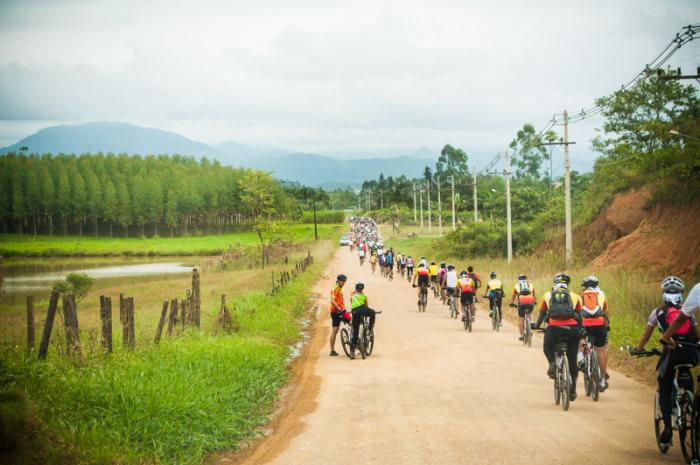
510, 288, 517, 306
635, 324, 655, 352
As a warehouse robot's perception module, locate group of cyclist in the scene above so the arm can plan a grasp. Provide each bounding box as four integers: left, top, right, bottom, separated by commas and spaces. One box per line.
337, 217, 700, 459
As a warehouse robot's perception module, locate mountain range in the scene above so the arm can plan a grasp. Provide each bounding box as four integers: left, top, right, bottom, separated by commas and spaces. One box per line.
0, 122, 435, 188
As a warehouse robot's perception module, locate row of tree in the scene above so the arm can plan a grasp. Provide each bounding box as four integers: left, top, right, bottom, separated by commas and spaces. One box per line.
0, 153, 330, 237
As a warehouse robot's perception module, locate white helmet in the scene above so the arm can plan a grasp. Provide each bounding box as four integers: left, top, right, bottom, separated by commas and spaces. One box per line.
661, 276, 685, 294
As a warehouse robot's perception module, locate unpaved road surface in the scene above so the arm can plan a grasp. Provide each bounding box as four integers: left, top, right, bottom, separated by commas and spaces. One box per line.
224, 248, 681, 465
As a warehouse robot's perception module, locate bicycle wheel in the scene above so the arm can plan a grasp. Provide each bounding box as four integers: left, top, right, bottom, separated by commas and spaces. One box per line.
654, 393, 671, 454
584, 355, 592, 397
591, 351, 601, 402
495, 307, 501, 333
526, 320, 532, 347
452, 300, 457, 319
358, 323, 366, 360
340, 327, 352, 358
554, 360, 561, 406
561, 355, 571, 411
679, 391, 696, 464
365, 324, 374, 357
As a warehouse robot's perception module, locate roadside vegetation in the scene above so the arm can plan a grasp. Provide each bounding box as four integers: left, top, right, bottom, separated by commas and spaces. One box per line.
0, 237, 338, 465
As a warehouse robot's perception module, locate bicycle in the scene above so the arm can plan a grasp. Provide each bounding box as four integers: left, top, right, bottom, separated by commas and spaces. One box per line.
431, 279, 439, 299
582, 335, 602, 402
387, 266, 393, 281
371, 261, 376, 274
447, 292, 458, 319
461, 299, 473, 332
627, 345, 700, 463
488, 295, 503, 332
340, 310, 382, 359
414, 285, 428, 312
512, 304, 533, 347
536, 329, 572, 411
407, 268, 414, 282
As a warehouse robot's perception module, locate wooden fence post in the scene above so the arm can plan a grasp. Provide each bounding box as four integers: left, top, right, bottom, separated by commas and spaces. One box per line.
128, 297, 135, 351
167, 299, 178, 337
64, 294, 78, 356
154, 300, 168, 344
38, 291, 60, 360
120, 293, 129, 349
98, 295, 111, 353
193, 269, 201, 329
26, 296, 35, 351
179, 298, 186, 327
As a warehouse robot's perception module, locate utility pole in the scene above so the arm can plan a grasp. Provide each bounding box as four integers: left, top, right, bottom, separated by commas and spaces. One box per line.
541, 123, 577, 268
419, 184, 424, 233
413, 183, 417, 223
436, 177, 442, 236
427, 182, 432, 234
450, 175, 456, 231
313, 198, 318, 240
563, 110, 573, 267
472, 168, 478, 223
505, 151, 513, 263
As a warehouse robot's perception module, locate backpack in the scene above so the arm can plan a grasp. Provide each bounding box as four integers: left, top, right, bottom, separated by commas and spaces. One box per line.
657, 304, 692, 337
549, 287, 575, 320
581, 289, 604, 318
518, 280, 531, 295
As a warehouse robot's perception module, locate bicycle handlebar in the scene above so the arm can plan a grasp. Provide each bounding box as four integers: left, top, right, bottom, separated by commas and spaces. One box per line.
621, 345, 662, 357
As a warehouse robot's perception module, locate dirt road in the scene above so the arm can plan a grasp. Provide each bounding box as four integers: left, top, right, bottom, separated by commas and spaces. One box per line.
227, 248, 682, 465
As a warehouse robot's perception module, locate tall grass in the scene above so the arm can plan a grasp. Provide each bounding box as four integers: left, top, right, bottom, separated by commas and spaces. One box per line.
0, 239, 338, 464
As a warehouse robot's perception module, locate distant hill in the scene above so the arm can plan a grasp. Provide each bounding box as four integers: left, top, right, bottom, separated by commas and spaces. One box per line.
0, 121, 219, 158
1, 121, 434, 187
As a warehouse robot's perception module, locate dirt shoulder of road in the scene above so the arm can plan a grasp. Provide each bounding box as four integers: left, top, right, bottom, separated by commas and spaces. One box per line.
205, 255, 338, 465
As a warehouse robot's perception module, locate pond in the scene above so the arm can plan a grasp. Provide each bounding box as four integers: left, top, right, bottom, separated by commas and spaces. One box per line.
1, 257, 198, 306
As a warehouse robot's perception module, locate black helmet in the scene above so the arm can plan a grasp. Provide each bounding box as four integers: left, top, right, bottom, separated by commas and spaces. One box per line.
448, 264, 455, 270
431, 260, 436, 265
518, 274, 527, 280
581, 275, 599, 289
337, 274, 347, 282
554, 273, 571, 285
460, 270, 468, 277
490, 271, 497, 278
355, 282, 365, 291
440, 262, 446, 268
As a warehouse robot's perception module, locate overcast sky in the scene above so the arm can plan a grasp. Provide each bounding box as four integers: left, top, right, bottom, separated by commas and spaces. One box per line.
0, 0, 698, 170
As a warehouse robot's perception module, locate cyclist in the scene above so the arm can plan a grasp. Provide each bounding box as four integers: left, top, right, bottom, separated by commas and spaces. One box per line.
445, 264, 458, 301
634, 277, 700, 447
399, 252, 407, 275
428, 261, 439, 286
483, 272, 504, 324
577, 276, 610, 391
457, 271, 476, 322
412, 263, 430, 302
349, 282, 377, 359
419, 256, 428, 267
510, 274, 537, 341
385, 251, 394, 277
358, 243, 366, 265
467, 266, 481, 293
534, 273, 583, 400
438, 262, 448, 301
370, 250, 378, 272
660, 281, 700, 345
329, 274, 350, 356
406, 255, 415, 279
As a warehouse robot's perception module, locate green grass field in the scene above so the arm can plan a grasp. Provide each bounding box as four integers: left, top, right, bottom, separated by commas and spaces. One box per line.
0, 223, 342, 257
0, 231, 342, 464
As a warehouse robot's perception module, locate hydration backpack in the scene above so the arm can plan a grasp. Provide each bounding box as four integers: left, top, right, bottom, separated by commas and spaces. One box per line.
518, 280, 531, 295
657, 304, 691, 336
549, 287, 575, 320
581, 289, 603, 318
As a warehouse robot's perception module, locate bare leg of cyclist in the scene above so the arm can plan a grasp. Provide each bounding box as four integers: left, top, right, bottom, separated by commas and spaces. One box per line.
330, 326, 339, 353
598, 346, 608, 380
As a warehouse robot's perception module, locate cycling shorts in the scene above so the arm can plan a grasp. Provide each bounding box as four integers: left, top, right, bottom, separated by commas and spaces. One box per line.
430, 275, 438, 282
446, 287, 456, 296
331, 311, 347, 328
460, 292, 474, 306
585, 325, 609, 347
417, 276, 429, 287
517, 304, 534, 318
